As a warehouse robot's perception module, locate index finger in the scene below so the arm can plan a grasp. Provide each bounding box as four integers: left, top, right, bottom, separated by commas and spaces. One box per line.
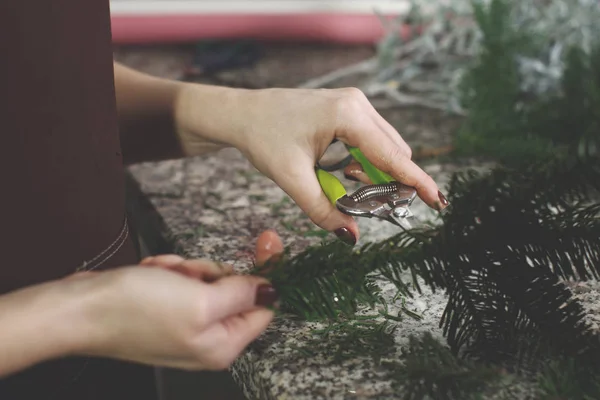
202, 275, 278, 324
353, 133, 448, 210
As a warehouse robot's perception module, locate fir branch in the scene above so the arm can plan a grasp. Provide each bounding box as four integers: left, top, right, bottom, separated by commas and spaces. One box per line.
245, 3, 600, 395
255, 154, 600, 373
442, 253, 597, 370
454, 0, 600, 166
437, 155, 600, 365
252, 242, 386, 321
252, 229, 449, 322
443, 159, 600, 283
291, 319, 398, 365
537, 356, 600, 400
385, 332, 502, 400
455, 0, 547, 164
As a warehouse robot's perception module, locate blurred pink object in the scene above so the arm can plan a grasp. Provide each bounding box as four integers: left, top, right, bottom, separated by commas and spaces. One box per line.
110, 0, 416, 44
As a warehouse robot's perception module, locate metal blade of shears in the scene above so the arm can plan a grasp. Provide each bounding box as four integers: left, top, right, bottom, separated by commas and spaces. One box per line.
336, 181, 418, 230
316, 144, 418, 230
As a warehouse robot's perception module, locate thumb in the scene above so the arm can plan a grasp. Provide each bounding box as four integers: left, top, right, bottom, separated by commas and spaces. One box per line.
203, 275, 279, 323
275, 160, 359, 246
254, 230, 285, 275
255, 230, 284, 266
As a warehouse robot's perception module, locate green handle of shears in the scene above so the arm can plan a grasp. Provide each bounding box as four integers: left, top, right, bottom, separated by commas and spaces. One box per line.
346, 147, 395, 185
316, 147, 395, 206
316, 168, 347, 205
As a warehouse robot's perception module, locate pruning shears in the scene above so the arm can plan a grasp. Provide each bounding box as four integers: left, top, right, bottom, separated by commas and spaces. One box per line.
315, 142, 417, 230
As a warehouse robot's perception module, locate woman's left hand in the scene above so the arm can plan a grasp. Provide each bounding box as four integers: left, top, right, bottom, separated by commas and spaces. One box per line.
176, 86, 447, 245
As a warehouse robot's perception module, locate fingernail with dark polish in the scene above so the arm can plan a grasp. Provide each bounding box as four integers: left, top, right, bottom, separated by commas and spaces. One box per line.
256, 284, 279, 307
438, 191, 449, 208
334, 227, 357, 246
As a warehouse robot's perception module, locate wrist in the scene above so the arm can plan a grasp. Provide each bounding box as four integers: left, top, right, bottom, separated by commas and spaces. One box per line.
0, 278, 101, 375
174, 83, 250, 155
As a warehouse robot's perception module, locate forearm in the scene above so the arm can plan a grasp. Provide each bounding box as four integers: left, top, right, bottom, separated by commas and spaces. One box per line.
114, 62, 186, 164
0, 280, 94, 377
114, 62, 241, 164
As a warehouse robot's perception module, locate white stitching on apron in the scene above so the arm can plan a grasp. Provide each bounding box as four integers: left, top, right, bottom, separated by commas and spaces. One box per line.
67, 214, 132, 392
75, 214, 130, 272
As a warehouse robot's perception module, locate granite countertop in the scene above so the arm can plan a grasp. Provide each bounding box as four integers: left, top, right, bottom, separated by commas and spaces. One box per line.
117, 42, 476, 399
126, 146, 600, 400
126, 148, 489, 400
117, 40, 600, 400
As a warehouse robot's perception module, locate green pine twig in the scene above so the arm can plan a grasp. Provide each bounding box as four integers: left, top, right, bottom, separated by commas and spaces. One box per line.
291, 319, 398, 365
385, 332, 503, 400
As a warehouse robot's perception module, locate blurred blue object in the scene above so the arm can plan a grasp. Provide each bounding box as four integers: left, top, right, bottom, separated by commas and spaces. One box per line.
186, 40, 264, 75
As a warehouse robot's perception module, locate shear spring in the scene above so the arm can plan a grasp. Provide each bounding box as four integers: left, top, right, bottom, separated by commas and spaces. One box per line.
349, 182, 403, 203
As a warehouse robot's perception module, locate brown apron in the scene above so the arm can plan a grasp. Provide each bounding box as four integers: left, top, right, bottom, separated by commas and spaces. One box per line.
0, 0, 158, 398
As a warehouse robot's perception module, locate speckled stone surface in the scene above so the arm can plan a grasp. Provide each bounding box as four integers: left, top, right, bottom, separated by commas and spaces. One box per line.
117, 41, 600, 400
126, 149, 535, 400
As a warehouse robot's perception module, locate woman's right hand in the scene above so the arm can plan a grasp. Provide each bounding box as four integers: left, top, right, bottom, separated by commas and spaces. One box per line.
68, 231, 283, 371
